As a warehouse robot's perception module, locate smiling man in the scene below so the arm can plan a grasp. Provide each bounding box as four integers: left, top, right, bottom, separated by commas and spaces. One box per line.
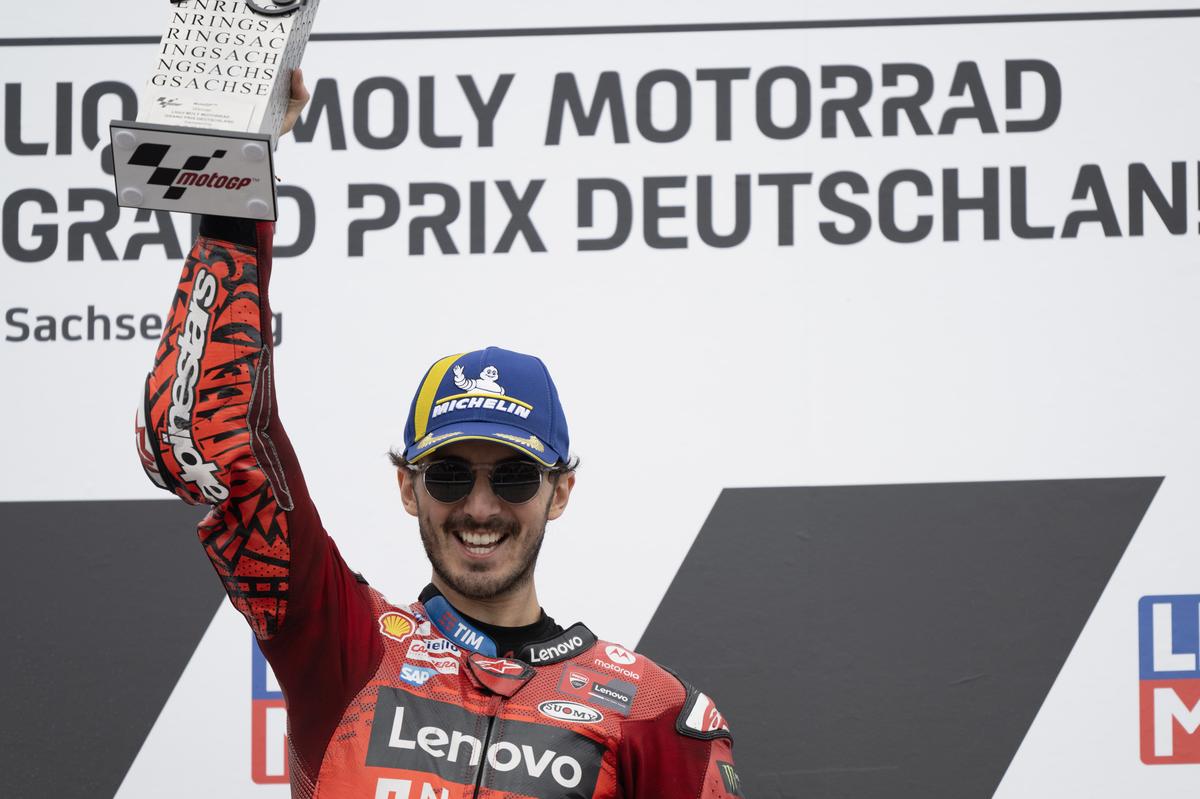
134, 77, 742, 799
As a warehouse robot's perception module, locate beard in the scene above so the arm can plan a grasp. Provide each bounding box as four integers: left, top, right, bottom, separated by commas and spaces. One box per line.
416, 502, 548, 601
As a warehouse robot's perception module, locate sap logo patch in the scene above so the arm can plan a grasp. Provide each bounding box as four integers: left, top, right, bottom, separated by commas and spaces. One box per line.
717, 761, 743, 796
400, 664, 437, 687
1139, 594, 1200, 763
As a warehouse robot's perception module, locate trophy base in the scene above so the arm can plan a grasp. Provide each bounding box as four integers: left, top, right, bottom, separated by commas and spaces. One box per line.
110, 121, 278, 221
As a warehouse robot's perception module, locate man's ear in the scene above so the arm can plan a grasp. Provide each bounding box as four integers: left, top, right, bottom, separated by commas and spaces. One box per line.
397, 468, 420, 517
546, 471, 575, 521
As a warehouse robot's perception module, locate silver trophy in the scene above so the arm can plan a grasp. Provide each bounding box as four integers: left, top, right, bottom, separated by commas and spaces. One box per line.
111, 0, 321, 221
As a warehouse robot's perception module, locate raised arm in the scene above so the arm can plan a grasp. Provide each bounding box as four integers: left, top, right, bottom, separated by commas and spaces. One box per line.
136, 217, 307, 637
134, 215, 383, 779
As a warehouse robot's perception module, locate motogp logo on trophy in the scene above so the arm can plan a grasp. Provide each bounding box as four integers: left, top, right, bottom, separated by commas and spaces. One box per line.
126, 143, 254, 201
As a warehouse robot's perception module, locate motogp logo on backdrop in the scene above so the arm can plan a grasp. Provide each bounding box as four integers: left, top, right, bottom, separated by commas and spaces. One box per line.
1138, 595, 1200, 763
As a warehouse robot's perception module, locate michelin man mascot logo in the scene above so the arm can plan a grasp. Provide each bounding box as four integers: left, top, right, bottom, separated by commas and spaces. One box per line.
453, 364, 504, 395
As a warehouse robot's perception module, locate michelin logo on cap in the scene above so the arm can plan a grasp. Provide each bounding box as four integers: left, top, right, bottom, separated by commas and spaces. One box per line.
453, 365, 503, 394
431, 365, 533, 420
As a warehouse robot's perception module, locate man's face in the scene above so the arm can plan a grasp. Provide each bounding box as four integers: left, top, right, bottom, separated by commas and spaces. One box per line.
398, 440, 573, 601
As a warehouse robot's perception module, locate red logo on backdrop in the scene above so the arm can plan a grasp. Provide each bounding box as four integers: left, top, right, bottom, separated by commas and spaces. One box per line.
1141, 681, 1200, 763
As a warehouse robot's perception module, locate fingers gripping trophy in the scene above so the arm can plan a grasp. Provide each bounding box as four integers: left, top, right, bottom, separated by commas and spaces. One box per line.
111, 0, 319, 221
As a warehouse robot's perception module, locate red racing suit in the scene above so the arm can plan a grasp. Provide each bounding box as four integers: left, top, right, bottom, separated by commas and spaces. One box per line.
135, 220, 744, 799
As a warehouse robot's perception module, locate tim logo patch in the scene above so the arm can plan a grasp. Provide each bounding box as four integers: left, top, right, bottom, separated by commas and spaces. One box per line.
1139, 594, 1200, 763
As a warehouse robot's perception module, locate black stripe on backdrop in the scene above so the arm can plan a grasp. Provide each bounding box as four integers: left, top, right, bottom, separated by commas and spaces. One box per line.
639, 478, 1162, 798
0, 500, 222, 799
1, 8, 1199, 47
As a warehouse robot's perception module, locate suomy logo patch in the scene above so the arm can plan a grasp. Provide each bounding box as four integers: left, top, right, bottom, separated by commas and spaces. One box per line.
538, 701, 603, 724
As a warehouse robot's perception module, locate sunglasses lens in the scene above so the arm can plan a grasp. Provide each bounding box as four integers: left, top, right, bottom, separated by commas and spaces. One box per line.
489, 461, 543, 504
423, 460, 474, 503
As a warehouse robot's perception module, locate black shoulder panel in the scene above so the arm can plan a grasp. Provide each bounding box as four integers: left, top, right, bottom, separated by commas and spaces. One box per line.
662, 664, 734, 742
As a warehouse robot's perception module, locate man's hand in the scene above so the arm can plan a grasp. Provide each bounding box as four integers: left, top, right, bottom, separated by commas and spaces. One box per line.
280, 68, 311, 136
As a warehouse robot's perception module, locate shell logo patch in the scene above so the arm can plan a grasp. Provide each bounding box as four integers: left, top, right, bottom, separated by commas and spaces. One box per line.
379, 611, 416, 643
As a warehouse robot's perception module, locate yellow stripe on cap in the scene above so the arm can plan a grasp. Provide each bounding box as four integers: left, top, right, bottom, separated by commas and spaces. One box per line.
413, 353, 466, 440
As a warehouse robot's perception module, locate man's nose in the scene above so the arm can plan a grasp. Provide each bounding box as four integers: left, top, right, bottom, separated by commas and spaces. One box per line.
460, 470, 502, 517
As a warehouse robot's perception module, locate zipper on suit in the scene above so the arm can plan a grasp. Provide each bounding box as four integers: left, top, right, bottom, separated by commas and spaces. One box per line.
470, 697, 503, 799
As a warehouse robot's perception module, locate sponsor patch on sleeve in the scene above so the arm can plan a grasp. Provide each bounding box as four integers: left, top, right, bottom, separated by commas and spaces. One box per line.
676, 687, 732, 740
718, 761, 744, 796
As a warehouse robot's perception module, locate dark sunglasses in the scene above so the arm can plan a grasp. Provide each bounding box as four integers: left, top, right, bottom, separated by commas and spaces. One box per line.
411, 457, 553, 505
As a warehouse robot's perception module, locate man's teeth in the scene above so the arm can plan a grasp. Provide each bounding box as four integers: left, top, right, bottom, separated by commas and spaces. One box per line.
458, 531, 503, 551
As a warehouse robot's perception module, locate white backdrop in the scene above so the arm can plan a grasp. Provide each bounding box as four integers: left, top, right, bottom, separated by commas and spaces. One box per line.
3, 1, 1200, 795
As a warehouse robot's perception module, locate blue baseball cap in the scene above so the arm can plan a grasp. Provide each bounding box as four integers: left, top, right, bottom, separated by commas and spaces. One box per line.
402, 347, 569, 467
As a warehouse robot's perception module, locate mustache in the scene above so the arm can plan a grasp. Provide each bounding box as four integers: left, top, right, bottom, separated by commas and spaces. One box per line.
444, 512, 520, 537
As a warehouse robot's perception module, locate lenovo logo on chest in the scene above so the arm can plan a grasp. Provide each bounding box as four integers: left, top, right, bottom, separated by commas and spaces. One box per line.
366, 688, 605, 799
387, 707, 583, 788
